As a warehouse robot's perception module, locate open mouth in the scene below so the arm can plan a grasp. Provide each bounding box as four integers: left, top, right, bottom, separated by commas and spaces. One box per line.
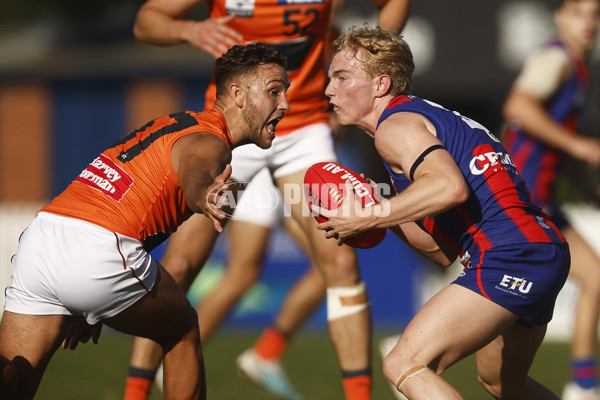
266, 116, 282, 135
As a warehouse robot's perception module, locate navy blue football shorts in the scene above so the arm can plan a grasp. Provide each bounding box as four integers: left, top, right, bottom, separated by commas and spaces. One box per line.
453, 242, 570, 327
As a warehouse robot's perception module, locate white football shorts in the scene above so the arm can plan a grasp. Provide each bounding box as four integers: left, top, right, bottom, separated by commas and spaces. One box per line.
231, 167, 284, 227
4, 212, 157, 325
230, 122, 337, 180
228, 123, 337, 225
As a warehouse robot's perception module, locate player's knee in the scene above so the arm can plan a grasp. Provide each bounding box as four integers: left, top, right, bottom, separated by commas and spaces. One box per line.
306, 263, 325, 282
223, 268, 260, 294
161, 304, 199, 352
181, 303, 199, 334
326, 282, 369, 321
477, 371, 504, 398
317, 247, 359, 285
163, 256, 198, 289
382, 356, 430, 396
578, 270, 600, 296
0, 356, 18, 400
479, 374, 530, 399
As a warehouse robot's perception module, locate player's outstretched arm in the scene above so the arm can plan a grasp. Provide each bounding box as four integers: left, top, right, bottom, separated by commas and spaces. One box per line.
503, 48, 600, 167
368, 0, 411, 33
133, 0, 243, 58
171, 132, 233, 232
504, 88, 600, 167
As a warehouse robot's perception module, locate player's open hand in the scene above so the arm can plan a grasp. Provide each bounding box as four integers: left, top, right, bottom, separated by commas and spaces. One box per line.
183, 16, 243, 58
204, 164, 232, 232
570, 136, 600, 168
62, 318, 102, 350
312, 180, 372, 246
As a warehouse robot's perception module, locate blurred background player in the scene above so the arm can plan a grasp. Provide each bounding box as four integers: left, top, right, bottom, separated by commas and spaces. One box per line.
123, 1, 411, 400
502, 0, 600, 399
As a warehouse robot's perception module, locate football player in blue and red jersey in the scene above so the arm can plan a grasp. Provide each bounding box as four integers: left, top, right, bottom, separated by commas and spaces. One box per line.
318, 25, 570, 400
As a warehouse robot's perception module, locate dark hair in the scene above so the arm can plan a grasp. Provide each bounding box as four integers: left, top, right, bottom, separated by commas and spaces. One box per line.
214, 43, 288, 97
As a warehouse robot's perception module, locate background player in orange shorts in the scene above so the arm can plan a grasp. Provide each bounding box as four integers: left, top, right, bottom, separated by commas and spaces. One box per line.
0, 43, 289, 400
123, 1, 410, 400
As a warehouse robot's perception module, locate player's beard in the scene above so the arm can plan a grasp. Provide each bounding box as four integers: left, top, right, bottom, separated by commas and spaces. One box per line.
242, 98, 270, 149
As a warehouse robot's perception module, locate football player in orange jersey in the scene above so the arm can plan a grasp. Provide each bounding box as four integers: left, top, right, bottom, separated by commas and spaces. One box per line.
123, 1, 410, 400
0, 43, 289, 400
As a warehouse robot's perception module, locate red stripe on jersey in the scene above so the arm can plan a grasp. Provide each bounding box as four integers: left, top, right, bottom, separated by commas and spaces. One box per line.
386, 95, 413, 109
509, 135, 534, 176
534, 150, 559, 205
474, 143, 554, 243
461, 204, 494, 297
423, 217, 459, 255
454, 206, 493, 299
564, 113, 578, 131
503, 128, 517, 153
471, 231, 492, 299
570, 50, 589, 84
476, 249, 491, 300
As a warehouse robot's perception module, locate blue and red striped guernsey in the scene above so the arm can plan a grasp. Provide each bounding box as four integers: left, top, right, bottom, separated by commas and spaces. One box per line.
503, 38, 588, 207
378, 95, 565, 258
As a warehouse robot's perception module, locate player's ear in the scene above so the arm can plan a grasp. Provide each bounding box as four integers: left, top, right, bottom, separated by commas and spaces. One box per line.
375, 75, 392, 98
229, 82, 246, 108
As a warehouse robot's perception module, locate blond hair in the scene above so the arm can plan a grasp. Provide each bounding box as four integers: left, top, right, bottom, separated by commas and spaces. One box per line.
331, 25, 414, 96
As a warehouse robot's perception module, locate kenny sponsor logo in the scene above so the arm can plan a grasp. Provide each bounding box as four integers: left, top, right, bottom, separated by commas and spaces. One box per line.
498, 274, 533, 294
469, 150, 517, 176
76, 154, 134, 201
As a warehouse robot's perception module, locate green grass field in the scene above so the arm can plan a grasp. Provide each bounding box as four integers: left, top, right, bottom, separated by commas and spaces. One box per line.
35, 330, 574, 399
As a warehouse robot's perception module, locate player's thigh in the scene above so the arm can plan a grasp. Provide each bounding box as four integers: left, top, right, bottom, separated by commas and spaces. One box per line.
392, 284, 517, 373
276, 169, 359, 283
226, 220, 271, 279
283, 215, 311, 256
161, 213, 219, 288
563, 225, 600, 284
476, 322, 547, 387
230, 166, 282, 227
0, 312, 67, 370
104, 263, 196, 342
